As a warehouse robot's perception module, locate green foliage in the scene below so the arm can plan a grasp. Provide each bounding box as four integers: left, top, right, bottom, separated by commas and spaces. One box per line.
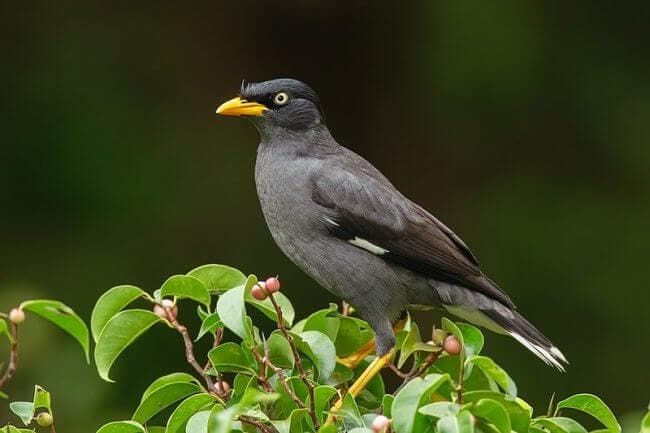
1, 263, 642, 433
1, 298, 87, 431
20, 299, 90, 362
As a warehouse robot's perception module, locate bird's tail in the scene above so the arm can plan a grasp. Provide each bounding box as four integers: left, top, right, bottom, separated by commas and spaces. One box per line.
481, 308, 568, 371
436, 283, 568, 371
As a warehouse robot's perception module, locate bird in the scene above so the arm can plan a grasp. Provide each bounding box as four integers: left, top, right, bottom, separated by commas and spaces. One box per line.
216, 78, 567, 388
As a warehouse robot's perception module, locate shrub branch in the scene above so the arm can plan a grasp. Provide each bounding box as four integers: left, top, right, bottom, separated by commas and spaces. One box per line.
0, 322, 19, 390
267, 292, 319, 429
163, 306, 226, 399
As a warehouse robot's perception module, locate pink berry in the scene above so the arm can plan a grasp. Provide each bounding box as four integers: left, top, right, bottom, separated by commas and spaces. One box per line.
372, 415, 390, 433
265, 277, 281, 293
161, 299, 174, 308
443, 335, 462, 355
251, 284, 267, 300
9, 308, 25, 324
217, 380, 231, 394
153, 304, 166, 318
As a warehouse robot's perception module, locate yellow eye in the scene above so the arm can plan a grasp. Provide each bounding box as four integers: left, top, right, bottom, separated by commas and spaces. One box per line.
273, 92, 289, 105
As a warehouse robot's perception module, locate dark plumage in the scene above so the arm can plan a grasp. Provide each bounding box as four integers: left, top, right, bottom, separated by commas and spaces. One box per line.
217, 78, 567, 370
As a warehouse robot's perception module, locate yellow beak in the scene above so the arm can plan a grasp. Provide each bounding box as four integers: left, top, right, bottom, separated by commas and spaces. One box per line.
215, 97, 268, 117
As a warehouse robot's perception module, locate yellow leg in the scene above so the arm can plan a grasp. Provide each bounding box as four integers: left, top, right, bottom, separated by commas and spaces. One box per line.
336, 319, 407, 369
326, 350, 395, 425
337, 338, 376, 368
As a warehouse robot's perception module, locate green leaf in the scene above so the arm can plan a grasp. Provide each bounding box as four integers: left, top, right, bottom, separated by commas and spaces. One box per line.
398, 322, 439, 368
240, 387, 280, 407
160, 275, 211, 308
301, 304, 339, 341
185, 410, 211, 433
195, 313, 222, 341
334, 316, 373, 357
21, 300, 90, 362
141, 373, 198, 401
438, 410, 475, 433
216, 277, 254, 345
298, 330, 336, 381
532, 417, 588, 433
466, 356, 517, 398
419, 401, 460, 418
325, 363, 354, 387
249, 291, 296, 327
9, 401, 34, 425
147, 428, 165, 433
96, 420, 147, 433
32, 385, 51, 413
2, 427, 34, 433
266, 332, 294, 369
382, 394, 394, 418
188, 264, 247, 293
338, 392, 364, 430
392, 374, 452, 433
556, 394, 620, 433
0, 318, 13, 344
641, 411, 650, 433
463, 391, 532, 433
95, 309, 164, 382
312, 385, 338, 425
132, 382, 201, 424
208, 342, 256, 375
91, 285, 147, 342
165, 393, 217, 433
207, 405, 236, 433
271, 408, 308, 433
273, 376, 309, 419
456, 323, 484, 358
471, 398, 511, 433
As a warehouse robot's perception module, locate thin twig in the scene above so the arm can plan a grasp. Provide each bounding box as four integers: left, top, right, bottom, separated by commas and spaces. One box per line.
250, 345, 274, 393
387, 361, 417, 379
0, 322, 19, 390
239, 415, 277, 433
267, 292, 319, 429
251, 345, 302, 404
164, 307, 226, 399
50, 424, 57, 433
456, 354, 465, 404
203, 328, 228, 394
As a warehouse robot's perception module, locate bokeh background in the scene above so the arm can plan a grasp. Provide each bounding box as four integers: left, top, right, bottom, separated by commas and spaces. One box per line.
1, 1, 649, 431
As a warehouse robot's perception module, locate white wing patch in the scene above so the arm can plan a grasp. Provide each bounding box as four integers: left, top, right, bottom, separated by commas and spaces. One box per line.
323, 216, 340, 227
349, 237, 388, 255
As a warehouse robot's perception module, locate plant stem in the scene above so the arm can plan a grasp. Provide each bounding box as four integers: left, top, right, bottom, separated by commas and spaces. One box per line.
239, 415, 277, 433
267, 293, 319, 429
0, 322, 19, 390
164, 307, 225, 399
456, 355, 465, 404
251, 345, 303, 405
250, 345, 274, 393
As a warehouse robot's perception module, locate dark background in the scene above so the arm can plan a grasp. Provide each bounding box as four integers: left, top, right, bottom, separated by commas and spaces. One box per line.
1, 2, 648, 431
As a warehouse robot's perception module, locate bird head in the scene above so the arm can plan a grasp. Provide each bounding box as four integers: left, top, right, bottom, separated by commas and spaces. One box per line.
216, 79, 325, 132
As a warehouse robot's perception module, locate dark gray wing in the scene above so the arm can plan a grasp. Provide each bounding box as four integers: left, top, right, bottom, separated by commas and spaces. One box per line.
311, 163, 514, 308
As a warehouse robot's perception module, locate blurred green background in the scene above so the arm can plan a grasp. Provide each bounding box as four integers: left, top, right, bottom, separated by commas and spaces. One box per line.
1, 1, 648, 431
